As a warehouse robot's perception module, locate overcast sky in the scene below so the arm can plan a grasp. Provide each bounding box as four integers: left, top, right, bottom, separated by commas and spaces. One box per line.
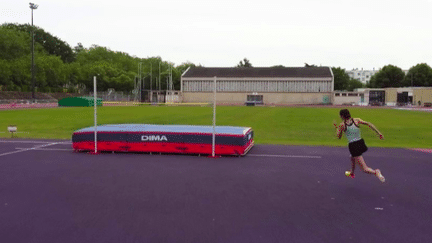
2, 0, 432, 70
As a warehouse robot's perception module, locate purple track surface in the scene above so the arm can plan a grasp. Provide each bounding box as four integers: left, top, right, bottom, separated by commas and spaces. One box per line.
0, 139, 431, 243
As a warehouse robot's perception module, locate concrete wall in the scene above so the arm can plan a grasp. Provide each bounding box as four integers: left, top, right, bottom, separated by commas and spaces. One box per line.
385, 88, 413, 104
183, 87, 432, 106
333, 93, 361, 105
413, 88, 432, 105
355, 88, 386, 106
356, 87, 432, 106
262, 93, 331, 105
182, 93, 244, 104
182, 92, 332, 105
385, 89, 398, 106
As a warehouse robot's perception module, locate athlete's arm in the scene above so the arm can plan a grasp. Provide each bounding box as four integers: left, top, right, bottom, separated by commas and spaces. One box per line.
356, 118, 384, 140
335, 122, 344, 139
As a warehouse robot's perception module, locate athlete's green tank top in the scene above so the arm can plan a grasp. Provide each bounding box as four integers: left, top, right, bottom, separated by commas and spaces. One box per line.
345, 118, 362, 143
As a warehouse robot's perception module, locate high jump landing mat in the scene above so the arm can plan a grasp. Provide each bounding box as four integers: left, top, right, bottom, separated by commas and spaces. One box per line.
72, 124, 254, 156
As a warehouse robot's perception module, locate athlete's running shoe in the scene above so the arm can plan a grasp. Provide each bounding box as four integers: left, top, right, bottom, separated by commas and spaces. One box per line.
345, 171, 355, 178
376, 169, 385, 183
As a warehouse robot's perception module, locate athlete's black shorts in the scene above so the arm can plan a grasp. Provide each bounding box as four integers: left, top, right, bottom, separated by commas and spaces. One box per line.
348, 139, 368, 157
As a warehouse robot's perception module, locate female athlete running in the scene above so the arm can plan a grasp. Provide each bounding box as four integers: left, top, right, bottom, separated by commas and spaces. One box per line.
334, 109, 386, 183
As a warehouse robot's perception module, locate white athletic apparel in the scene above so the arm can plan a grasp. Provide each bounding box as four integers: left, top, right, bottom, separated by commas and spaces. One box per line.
345, 119, 362, 143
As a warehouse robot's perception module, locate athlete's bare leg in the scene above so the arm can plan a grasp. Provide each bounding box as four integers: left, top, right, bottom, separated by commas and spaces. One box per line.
354, 156, 385, 182
349, 157, 356, 175
354, 156, 376, 174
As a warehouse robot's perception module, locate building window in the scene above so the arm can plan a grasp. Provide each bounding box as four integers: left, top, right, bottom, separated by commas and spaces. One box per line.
335, 93, 340, 96
342, 93, 347, 96
247, 95, 263, 104
348, 93, 358, 96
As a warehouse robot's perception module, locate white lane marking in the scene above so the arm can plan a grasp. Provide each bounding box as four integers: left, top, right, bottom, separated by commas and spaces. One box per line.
0, 140, 71, 144
1, 142, 322, 159
10, 149, 323, 158
248, 154, 322, 159
0, 140, 50, 144
0, 142, 60, 157
15, 147, 73, 151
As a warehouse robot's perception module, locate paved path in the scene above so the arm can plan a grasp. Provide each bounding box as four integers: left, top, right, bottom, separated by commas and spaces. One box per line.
0, 139, 431, 243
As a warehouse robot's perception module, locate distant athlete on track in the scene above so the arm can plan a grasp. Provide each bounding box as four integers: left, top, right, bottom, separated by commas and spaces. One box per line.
334, 109, 386, 183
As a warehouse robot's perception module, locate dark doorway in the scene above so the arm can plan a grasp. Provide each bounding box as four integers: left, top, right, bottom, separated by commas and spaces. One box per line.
397, 92, 409, 106
141, 90, 150, 102
369, 91, 385, 106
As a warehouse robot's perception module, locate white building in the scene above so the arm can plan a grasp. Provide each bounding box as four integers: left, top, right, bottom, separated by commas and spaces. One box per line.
181, 67, 334, 105
346, 68, 379, 84
346, 68, 409, 84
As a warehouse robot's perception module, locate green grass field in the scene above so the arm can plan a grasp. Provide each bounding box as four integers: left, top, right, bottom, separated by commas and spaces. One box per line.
1, 106, 431, 148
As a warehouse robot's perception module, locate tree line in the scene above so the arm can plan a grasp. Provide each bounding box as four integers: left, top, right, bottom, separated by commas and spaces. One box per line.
239, 61, 432, 91
309, 64, 432, 91
0, 23, 195, 93
1, 23, 431, 94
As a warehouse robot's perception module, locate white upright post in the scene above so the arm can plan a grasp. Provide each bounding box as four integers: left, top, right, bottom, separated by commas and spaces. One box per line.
94, 76, 98, 154
212, 76, 216, 157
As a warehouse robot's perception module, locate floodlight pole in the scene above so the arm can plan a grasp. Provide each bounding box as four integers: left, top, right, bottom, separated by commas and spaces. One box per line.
168, 66, 170, 91
138, 62, 142, 102
94, 76, 98, 154
30, 3, 38, 103
171, 66, 174, 90
212, 76, 217, 157
150, 63, 152, 102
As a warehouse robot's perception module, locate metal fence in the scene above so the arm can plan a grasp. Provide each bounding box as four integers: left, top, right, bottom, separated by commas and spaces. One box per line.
0, 99, 57, 104
88, 90, 138, 102
0, 90, 178, 103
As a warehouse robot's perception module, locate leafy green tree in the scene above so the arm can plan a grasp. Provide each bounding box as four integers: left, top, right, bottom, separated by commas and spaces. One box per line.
403, 63, 432, 87
347, 79, 364, 91
151, 60, 178, 91
0, 27, 46, 58
9, 56, 31, 90
73, 45, 140, 91
36, 54, 69, 92
0, 26, 50, 91
0, 27, 31, 60
80, 61, 115, 91
73, 43, 85, 54
237, 58, 253, 68
144, 57, 164, 90
369, 65, 405, 88
173, 62, 196, 90
65, 62, 81, 87
0, 59, 12, 89
2, 23, 75, 63
331, 67, 350, 90
76, 45, 108, 65
176, 62, 196, 75
113, 73, 135, 91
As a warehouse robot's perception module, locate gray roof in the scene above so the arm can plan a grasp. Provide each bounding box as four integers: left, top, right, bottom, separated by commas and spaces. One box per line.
182, 67, 333, 78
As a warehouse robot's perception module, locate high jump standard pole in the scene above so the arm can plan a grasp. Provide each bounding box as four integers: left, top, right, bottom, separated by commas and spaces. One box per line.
94, 76, 98, 154
212, 76, 216, 157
